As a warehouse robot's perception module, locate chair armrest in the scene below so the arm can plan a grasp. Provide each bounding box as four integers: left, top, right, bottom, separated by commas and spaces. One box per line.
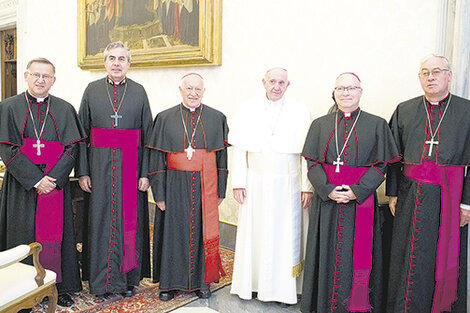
0, 244, 30, 269
0, 242, 46, 287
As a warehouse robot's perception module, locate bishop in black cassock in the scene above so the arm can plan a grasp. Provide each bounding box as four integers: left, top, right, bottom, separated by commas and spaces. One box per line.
386, 55, 470, 313
147, 73, 228, 301
75, 43, 152, 296
0, 58, 86, 307
301, 73, 399, 313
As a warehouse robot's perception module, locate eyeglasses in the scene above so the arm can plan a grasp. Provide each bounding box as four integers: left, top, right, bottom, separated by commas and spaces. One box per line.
334, 86, 361, 93
419, 68, 449, 78
28, 72, 54, 81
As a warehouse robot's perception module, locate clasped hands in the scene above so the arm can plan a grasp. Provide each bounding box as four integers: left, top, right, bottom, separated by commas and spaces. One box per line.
328, 185, 356, 203
36, 175, 56, 195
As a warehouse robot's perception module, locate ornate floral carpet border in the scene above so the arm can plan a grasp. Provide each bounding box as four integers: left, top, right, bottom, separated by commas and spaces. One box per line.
33, 248, 234, 313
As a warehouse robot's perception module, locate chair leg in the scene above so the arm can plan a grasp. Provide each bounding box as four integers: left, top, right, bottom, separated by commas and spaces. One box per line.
47, 285, 58, 313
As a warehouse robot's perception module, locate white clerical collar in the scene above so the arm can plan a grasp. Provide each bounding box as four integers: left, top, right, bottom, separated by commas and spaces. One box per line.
27, 90, 47, 102
344, 112, 351, 117
426, 93, 450, 106
181, 102, 200, 112
266, 96, 285, 106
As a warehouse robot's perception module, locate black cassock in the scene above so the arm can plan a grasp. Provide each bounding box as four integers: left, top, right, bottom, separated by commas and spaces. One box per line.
0, 92, 86, 294
301, 109, 399, 313
148, 104, 228, 292
386, 95, 470, 313
76, 77, 152, 294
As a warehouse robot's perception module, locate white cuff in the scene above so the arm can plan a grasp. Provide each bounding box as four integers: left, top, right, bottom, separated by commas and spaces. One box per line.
461, 203, 470, 211
34, 178, 44, 188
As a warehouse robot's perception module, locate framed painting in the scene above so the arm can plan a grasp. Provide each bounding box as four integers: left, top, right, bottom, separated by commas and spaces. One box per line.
77, 0, 222, 70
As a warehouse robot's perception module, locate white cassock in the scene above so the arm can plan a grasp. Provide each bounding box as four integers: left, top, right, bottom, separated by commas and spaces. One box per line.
229, 95, 313, 304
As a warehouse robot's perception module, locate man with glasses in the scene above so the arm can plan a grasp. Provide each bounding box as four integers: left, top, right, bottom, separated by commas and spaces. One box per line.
386, 55, 470, 312
76, 42, 152, 298
301, 73, 399, 313
0, 57, 86, 308
230, 67, 313, 306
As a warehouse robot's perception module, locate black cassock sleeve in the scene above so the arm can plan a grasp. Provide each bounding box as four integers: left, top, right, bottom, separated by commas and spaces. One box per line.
216, 148, 228, 199
76, 89, 91, 178
48, 143, 78, 190
350, 163, 386, 204
148, 148, 167, 203
306, 159, 336, 201
0, 143, 44, 190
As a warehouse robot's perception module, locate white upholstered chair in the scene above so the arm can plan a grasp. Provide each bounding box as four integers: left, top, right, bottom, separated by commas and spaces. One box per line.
0, 242, 57, 313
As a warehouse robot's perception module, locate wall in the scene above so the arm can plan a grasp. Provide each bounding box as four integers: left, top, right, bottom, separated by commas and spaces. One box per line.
13, 0, 439, 224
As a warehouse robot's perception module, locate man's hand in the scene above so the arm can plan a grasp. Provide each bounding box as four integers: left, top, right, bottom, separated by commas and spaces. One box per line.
79, 175, 92, 193
157, 201, 166, 211
233, 188, 246, 205
138, 177, 150, 192
36, 176, 56, 195
460, 207, 470, 227
389, 196, 398, 216
328, 185, 356, 204
301, 192, 313, 208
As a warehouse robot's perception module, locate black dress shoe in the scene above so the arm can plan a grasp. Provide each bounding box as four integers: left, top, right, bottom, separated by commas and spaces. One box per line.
195, 289, 211, 299
121, 285, 135, 297
95, 292, 111, 300
159, 290, 175, 301
57, 293, 74, 307
18, 310, 32, 313
252, 291, 258, 299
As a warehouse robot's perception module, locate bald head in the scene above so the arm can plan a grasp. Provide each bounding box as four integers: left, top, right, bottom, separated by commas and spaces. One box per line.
263, 68, 290, 101
179, 73, 205, 109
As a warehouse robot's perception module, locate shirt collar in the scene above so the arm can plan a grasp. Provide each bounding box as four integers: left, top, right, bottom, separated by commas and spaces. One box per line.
107, 76, 127, 85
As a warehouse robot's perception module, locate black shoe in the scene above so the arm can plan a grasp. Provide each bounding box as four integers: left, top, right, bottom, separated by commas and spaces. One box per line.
252, 291, 258, 299
159, 290, 175, 301
121, 285, 135, 297
18, 310, 32, 313
195, 289, 211, 299
57, 293, 74, 307
95, 292, 111, 300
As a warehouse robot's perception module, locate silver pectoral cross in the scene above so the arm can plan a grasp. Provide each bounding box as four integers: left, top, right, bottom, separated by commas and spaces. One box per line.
333, 157, 344, 173
33, 139, 45, 156
185, 145, 195, 160
425, 138, 439, 156
110, 112, 122, 127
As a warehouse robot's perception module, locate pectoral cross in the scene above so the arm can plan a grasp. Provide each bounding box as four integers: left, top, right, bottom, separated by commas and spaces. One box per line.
333, 157, 344, 173
110, 112, 122, 127
33, 139, 45, 156
425, 138, 439, 156
185, 145, 195, 160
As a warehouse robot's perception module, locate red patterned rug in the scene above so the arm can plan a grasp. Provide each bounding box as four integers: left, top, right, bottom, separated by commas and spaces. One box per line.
32, 248, 234, 313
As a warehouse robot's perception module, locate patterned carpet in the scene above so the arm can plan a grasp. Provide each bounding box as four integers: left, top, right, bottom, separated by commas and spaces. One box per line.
32, 248, 234, 313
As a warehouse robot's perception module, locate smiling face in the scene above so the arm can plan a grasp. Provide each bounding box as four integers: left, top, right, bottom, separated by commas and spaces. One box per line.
262, 68, 290, 102
104, 47, 130, 83
419, 56, 452, 102
179, 74, 205, 109
24, 62, 56, 98
333, 73, 362, 113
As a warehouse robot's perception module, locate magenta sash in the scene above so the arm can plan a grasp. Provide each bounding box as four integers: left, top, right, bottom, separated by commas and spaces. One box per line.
91, 128, 140, 273
324, 163, 373, 312
20, 138, 64, 282
404, 161, 463, 313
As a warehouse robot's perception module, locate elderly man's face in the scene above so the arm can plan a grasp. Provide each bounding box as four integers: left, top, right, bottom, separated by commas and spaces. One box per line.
334, 74, 362, 113
24, 62, 56, 98
179, 75, 205, 109
104, 47, 130, 83
263, 68, 290, 102
419, 56, 452, 100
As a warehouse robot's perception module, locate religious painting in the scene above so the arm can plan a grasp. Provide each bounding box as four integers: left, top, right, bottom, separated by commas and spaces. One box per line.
77, 0, 222, 69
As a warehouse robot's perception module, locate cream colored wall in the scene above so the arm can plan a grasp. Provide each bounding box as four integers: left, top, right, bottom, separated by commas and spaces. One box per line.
15, 0, 439, 224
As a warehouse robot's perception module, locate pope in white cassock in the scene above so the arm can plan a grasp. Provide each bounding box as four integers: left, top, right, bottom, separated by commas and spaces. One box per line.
229, 67, 313, 305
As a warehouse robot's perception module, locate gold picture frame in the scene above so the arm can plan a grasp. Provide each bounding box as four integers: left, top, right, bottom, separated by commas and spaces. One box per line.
77, 0, 222, 70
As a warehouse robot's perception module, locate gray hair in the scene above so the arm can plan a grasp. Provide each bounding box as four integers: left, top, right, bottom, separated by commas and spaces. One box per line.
420, 54, 451, 70
27, 57, 56, 75
104, 42, 131, 62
